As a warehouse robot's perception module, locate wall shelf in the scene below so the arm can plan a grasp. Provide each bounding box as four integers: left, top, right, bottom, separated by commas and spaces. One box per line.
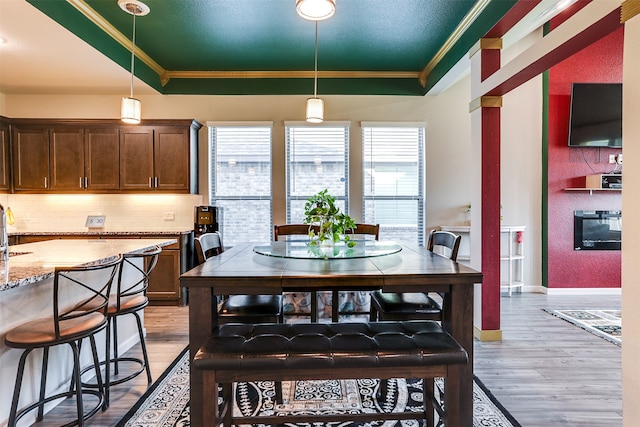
564, 188, 621, 195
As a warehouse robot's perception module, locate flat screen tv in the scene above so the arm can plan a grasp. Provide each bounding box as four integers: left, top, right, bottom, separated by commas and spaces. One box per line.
568, 83, 622, 147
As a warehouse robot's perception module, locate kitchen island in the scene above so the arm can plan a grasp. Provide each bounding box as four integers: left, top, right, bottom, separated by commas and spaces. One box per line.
0, 238, 176, 427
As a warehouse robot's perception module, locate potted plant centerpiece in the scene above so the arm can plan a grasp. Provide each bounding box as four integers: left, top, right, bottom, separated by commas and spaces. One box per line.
304, 189, 357, 248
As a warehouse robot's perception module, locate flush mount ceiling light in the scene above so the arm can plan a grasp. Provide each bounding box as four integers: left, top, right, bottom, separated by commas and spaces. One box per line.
119, 0, 149, 124
296, 0, 336, 21
306, 22, 323, 123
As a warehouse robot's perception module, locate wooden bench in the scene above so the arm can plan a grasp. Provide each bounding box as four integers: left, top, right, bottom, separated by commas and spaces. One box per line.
193, 320, 468, 427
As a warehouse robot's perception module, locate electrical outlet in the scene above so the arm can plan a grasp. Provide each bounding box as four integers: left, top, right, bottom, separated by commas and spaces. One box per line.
617, 154, 623, 164
163, 212, 175, 220
609, 154, 617, 164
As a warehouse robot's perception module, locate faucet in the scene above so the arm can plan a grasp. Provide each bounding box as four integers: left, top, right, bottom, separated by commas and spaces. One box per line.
0, 204, 8, 261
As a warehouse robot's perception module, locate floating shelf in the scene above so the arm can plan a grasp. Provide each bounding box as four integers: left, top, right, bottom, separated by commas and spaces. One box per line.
564, 188, 621, 195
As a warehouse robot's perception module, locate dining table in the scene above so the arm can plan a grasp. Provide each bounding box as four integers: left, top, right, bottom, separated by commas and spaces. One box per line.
180, 240, 483, 427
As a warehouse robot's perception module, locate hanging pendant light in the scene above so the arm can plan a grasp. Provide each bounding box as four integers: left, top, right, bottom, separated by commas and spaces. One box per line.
306, 21, 323, 123
296, 0, 336, 21
119, 0, 150, 124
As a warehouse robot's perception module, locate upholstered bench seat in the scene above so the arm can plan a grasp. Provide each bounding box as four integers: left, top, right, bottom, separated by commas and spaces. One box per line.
194, 320, 468, 427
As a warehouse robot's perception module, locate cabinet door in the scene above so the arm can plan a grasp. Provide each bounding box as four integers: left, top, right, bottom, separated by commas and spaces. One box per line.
50, 128, 85, 191
12, 126, 50, 191
154, 127, 190, 192
85, 128, 119, 191
0, 118, 10, 191
148, 248, 181, 302
119, 127, 154, 191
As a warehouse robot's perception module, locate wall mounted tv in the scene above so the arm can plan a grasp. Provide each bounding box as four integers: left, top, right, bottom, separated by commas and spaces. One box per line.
568, 83, 622, 148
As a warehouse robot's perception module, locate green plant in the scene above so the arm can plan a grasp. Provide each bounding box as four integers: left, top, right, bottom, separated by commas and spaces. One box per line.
304, 189, 357, 247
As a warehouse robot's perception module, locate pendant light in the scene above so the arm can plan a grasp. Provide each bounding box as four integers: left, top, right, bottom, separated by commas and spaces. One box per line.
296, 0, 336, 21
119, 0, 150, 124
306, 21, 323, 123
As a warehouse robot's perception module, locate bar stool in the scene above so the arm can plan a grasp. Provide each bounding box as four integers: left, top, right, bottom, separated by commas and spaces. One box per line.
5, 256, 121, 427
82, 245, 161, 409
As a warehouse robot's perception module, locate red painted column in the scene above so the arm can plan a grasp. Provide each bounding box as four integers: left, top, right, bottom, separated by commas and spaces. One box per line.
480, 103, 501, 331
470, 39, 502, 336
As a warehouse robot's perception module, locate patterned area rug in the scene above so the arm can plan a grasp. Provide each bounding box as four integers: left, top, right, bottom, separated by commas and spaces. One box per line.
117, 348, 521, 427
543, 309, 622, 346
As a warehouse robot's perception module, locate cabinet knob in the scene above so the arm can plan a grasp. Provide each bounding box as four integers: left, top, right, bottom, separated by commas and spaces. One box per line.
149, 177, 153, 188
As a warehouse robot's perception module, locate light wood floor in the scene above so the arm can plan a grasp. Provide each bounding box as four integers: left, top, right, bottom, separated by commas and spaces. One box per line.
29, 293, 621, 427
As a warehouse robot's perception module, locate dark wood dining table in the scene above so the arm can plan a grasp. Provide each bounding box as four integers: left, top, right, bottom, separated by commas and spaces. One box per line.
180, 240, 482, 427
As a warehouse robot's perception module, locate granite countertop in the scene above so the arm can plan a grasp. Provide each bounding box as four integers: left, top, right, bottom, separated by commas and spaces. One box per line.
0, 238, 177, 292
9, 230, 193, 236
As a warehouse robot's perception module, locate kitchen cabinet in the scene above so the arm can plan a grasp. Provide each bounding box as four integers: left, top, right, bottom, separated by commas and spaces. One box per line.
8, 118, 200, 194
11, 125, 49, 191
11, 124, 120, 192
0, 117, 10, 192
119, 125, 193, 192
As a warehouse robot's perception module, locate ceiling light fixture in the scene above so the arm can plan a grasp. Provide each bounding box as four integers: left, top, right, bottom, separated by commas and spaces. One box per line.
296, 0, 336, 21
306, 21, 323, 123
119, 0, 150, 124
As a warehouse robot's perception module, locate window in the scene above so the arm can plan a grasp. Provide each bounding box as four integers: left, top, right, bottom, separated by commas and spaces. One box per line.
208, 123, 272, 245
285, 123, 350, 223
362, 123, 425, 245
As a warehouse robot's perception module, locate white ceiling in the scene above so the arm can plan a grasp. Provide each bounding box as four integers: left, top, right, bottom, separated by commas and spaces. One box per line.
0, 0, 157, 95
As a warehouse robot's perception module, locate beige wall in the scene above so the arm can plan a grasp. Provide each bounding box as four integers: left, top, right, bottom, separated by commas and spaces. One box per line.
622, 14, 640, 427
1, 75, 542, 287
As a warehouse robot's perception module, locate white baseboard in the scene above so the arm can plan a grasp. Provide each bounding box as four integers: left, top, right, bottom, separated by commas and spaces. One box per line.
502, 285, 621, 295
543, 287, 621, 295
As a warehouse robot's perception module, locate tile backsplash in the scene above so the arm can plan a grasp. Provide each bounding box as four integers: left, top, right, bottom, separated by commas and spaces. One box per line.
0, 194, 204, 233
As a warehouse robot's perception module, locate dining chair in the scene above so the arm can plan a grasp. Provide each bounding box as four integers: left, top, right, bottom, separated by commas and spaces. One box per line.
369, 229, 461, 322
274, 223, 379, 322
5, 256, 122, 427
195, 232, 283, 324
332, 223, 380, 320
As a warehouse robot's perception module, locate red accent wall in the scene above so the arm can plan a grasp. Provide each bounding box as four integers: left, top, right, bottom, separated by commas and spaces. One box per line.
547, 28, 623, 289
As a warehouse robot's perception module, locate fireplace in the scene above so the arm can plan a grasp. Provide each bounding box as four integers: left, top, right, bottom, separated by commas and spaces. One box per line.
574, 210, 621, 250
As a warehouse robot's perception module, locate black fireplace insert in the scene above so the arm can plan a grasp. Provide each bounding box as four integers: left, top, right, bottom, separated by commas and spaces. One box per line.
574, 210, 621, 250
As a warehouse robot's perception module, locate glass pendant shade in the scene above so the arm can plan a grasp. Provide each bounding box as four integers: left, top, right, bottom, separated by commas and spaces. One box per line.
121, 97, 142, 124
306, 97, 324, 123
296, 0, 336, 20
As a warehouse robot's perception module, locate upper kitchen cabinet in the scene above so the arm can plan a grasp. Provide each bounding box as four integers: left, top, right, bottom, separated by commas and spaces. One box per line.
120, 120, 200, 193
0, 117, 11, 191
84, 128, 120, 191
11, 122, 119, 193
11, 125, 50, 191
8, 118, 200, 194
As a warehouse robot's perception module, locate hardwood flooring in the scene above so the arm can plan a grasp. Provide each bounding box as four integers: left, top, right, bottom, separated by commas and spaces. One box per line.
474, 293, 622, 427
27, 293, 621, 427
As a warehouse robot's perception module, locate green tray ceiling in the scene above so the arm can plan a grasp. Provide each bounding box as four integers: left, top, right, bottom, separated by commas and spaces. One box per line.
28, 0, 517, 95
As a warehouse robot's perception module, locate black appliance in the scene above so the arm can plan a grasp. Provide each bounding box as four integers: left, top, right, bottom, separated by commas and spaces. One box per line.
574, 210, 621, 250
194, 206, 221, 237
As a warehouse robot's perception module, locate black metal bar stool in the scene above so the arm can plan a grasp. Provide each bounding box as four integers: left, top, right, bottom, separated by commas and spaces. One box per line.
5, 256, 121, 427
81, 245, 161, 409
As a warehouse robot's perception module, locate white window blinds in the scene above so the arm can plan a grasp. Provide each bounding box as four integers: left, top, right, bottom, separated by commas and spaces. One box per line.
362, 124, 425, 245
209, 124, 272, 245
285, 123, 350, 223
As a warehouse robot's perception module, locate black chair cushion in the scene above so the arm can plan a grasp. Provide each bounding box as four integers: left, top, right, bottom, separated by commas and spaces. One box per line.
219, 295, 283, 316
370, 291, 441, 315
194, 320, 467, 371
